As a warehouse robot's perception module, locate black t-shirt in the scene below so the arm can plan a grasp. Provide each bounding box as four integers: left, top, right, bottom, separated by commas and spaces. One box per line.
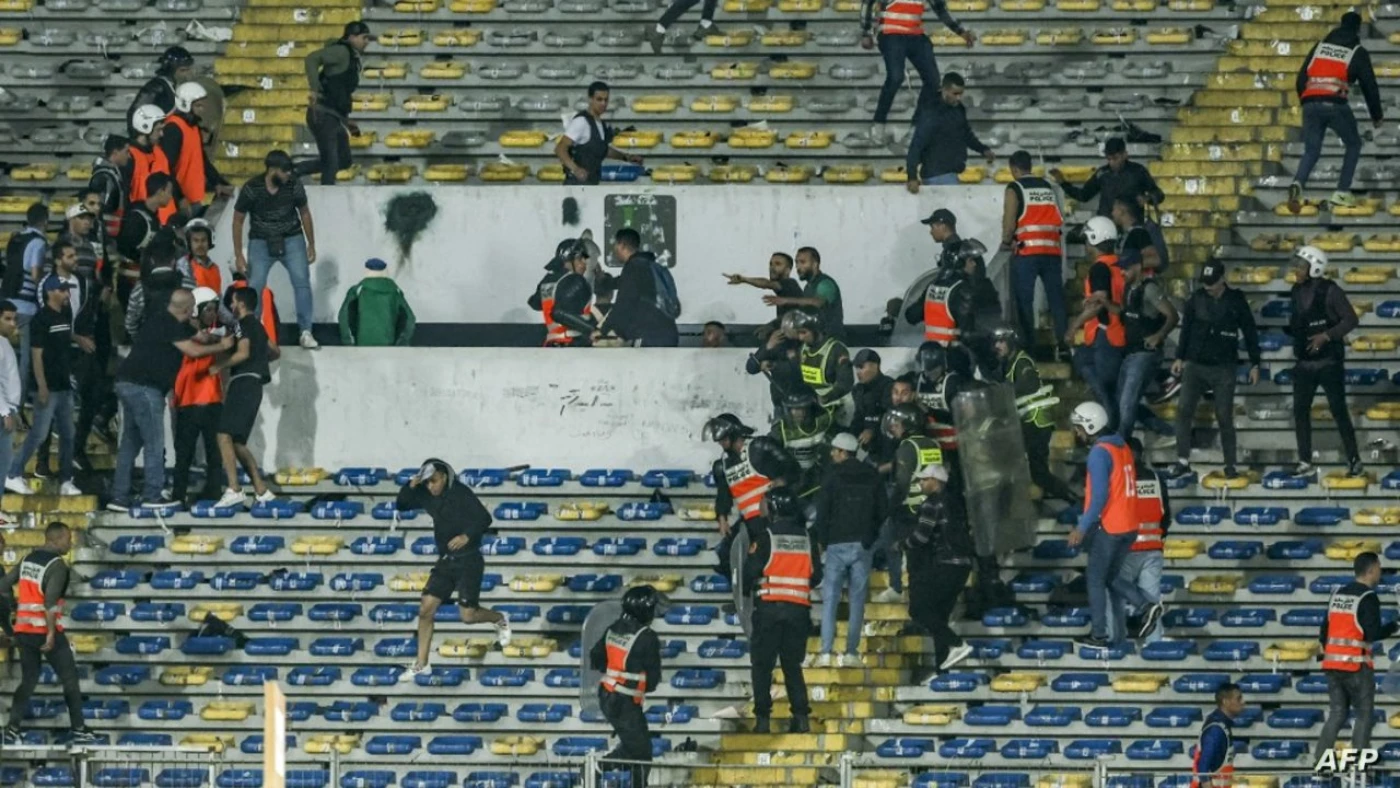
31, 306, 73, 392
117, 309, 196, 392
232, 314, 271, 384
1117, 226, 1153, 264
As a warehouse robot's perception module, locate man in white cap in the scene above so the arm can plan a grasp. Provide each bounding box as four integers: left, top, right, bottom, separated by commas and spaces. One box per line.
901, 461, 975, 673
809, 431, 886, 668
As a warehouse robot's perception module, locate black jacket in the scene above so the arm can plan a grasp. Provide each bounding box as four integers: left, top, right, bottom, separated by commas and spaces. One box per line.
1176, 286, 1262, 367
813, 458, 887, 548
852, 373, 894, 437
396, 479, 494, 556
907, 99, 989, 181
712, 436, 801, 519
589, 616, 662, 695
1061, 160, 1165, 217
604, 251, 678, 347
748, 339, 805, 410
744, 515, 824, 596
1296, 27, 1383, 121
904, 488, 974, 563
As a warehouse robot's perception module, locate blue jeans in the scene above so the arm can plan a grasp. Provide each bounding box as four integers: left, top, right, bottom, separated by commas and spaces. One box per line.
15, 309, 33, 408
875, 33, 939, 123
873, 517, 904, 593
1106, 550, 1163, 644
922, 173, 961, 186
1011, 254, 1068, 347
1295, 101, 1362, 191
1073, 334, 1125, 427
112, 381, 168, 504
1116, 350, 1174, 438
12, 390, 73, 482
1084, 527, 1135, 641
820, 542, 873, 654
247, 235, 313, 333
0, 418, 15, 506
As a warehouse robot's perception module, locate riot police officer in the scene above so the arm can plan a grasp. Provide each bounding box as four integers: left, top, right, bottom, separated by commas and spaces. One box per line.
907, 227, 1000, 377
528, 238, 596, 347
790, 311, 855, 427
992, 327, 1078, 505
770, 386, 833, 499
704, 414, 800, 576
747, 488, 823, 734
902, 463, 976, 672
913, 341, 979, 460
879, 403, 940, 602
589, 585, 664, 785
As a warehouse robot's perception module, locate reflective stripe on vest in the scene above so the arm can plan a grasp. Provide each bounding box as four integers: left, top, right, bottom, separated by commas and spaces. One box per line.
14, 553, 64, 635
1133, 476, 1165, 552
1322, 589, 1373, 671
1084, 257, 1126, 347
166, 115, 208, 204
539, 275, 577, 347
799, 338, 841, 401
128, 144, 177, 225
1302, 42, 1356, 100
600, 627, 650, 703
878, 0, 925, 35
1008, 352, 1056, 429
724, 443, 772, 521
1014, 179, 1064, 258
759, 533, 813, 606
902, 437, 943, 511
1084, 441, 1138, 535
916, 376, 958, 450
923, 280, 961, 343
780, 412, 831, 470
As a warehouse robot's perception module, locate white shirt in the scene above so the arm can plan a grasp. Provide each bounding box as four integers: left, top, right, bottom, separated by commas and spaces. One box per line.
563, 113, 602, 145
0, 336, 20, 417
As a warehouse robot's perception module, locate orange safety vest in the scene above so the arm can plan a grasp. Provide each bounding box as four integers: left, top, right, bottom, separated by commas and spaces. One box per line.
231, 280, 281, 351
600, 627, 650, 704
1085, 440, 1138, 535
165, 114, 208, 204
173, 354, 224, 408
916, 376, 958, 451
13, 551, 65, 635
878, 0, 925, 35
1301, 42, 1356, 100
1132, 475, 1165, 552
539, 273, 580, 347
128, 144, 177, 225
1083, 257, 1126, 348
1322, 587, 1374, 672
724, 443, 772, 521
1013, 177, 1064, 258
1190, 718, 1235, 788
923, 279, 960, 344
190, 257, 223, 293
758, 532, 813, 606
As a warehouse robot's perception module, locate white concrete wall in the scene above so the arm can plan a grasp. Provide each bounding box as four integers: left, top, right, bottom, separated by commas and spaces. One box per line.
210, 184, 1010, 328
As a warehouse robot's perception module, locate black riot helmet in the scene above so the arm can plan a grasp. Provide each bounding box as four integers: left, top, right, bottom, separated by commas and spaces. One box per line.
782, 385, 819, 416
622, 585, 666, 624
158, 46, 194, 76
916, 341, 948, 378
702, 413, 754, 444
881, 402, 923, 439
764, 487, 802, 519
990, 325, 1020, 353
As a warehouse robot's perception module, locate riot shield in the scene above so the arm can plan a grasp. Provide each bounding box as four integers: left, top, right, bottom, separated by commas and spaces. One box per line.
952, 383, 1037, 556
579, 600, 624, 717
731, 526, 753, 637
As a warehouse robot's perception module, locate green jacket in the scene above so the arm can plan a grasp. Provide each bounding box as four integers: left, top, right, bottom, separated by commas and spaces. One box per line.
338, 276, 416, 346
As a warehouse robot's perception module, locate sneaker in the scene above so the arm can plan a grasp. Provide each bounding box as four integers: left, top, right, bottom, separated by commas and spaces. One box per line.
812, 652, 833, 668
1222, 465, 1243, 480
215, 488, 248, 510
1163, 461, 1193, 479
1347, 458, 1365, 478
1136, 601, 1165, 639
140, 494, 181, 509
3, 477, 33, 495
105, 500, 132, 513
691, 22, 718, 41
68, 727, 100, 745
753, 716, 770, 734
939, 642, 974, 671
1150, 433, 1178, 451
787, 715, 810, 734
1329, 190, 1358, 208
644, 25, 665, 53
59, 481, 81, 496
494, 619, 513, 647
872, 588, 903, 604
1287, 181, 1303, 214
32, 463, 51, 480
869, 123, 889, 143
254, 489, 277, 504
837, 652, 866, 669
1, 725, 20, 746
1152, 376, 1181, 404
299, 331, 320, 350
1292, 461, 1317, 479
1074, 635, 1113, 651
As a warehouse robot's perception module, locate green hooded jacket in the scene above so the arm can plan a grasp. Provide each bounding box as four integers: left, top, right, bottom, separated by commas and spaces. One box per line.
338, 276, 416, 346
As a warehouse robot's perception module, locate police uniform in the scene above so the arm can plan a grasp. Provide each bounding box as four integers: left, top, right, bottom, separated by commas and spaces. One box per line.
905, 264, 1000, 378
1107, 466, 1169, 643
1078, 436, 1139, 644
534, 269, 595, 347
589, 617, 661, 783
1075, 254, 1128, 424
1008, 175, 1068, 346
3, 547, 87, 734
1001, 350, 1074, 502
712, 436, 799, 575
772, 409, 833, 497
1191, 709, 1235, 788
746, 514, 823, 731
799, 336, 855, 427
1318, 579, 1397, 751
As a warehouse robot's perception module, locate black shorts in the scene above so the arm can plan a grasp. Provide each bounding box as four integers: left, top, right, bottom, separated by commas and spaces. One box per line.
219, 376, 264, 445
424, 553, 484, 609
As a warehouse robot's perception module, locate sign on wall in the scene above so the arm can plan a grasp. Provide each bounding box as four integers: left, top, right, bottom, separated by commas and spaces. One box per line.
604, 194, 678, 268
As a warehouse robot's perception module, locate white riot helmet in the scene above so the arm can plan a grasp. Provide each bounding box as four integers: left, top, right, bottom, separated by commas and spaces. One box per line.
1084, 216, 1119, 247
1070, 401, 1110, 436
1294, 245, 1328, 278
131, 104, 167, 136
192, 286, 220, 309
174, 81, 208, 113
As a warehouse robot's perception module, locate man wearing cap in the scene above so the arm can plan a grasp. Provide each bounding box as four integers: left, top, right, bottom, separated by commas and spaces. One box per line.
902, 461, 975, 672
1288, 246, 1362, 479
339, 258, 417, 347
810, 431, 887, 667
851, 349, 894, 449
33, 238, 99, 478
7, 273, 80, 496
1051, 137, 1165, 218
304, 22, 372, 185
905, 73, 994, 191
233, 150, 319, 350
1168, 260, 1261, 480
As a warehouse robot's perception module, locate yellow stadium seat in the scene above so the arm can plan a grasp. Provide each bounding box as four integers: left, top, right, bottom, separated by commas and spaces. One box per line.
613, 130, 663, 148
930, 30, 964, 45
1332, 200, 1378, 217
352, 93, 392, 112
394, 0, 439, 10
1249, 234, 1301, 253
1363, 234, 1400, 252
1345, 267, 1391, 284
1365, 402, 1400, 420
1188, 576, 1240, 594
1352, 334, 1399, 352
422, 61, 468, 79
11, 164, 58, 182
1162, 538, 1203, 559
1110, 674, 1168, 692
378, 29, 424, 46
948, 0, 989, 8
502, 637, 558, 658
405, 95, 451, 112
491, 737, 543, 756
1227, 266, 1276, 284
1202, 469, 1254, 490
201, 702, 255, 722
1356, 508, 1400, 526
1310, 232, 1355, 252
385, 130, 435, 148
982, 29, 1028, 45
903, 705, 961, 725
1326, 540, 1381, 560
292, 536, 343, 555
881, 166, 909, 183
537, 164, 565, 183
823, 166, 871, 184
833, 0, 860, 9
439, 638, 493, 658
480, 162, 529, 181
1147, 27, 1191, 43
390, 573, 429, 592
66, 163, 93, 181
450, 0, 495, 10
708, 164, 758, 182
0, 197, 38, 215
1276, 201, 1320, 216
275, 467, 328, 485
712, 62, 759, 79
672, 130, 718, 148
181, 735, 234, 753
500, 130, 548, 147
1284, 266, 1334, 284
509, 574, 564, 592
677, 503, 719, 519
766, 165, 813, 183
990, 672, 1046, 692
161, 666, 215, 686
1168, 0, 1212, 8
0, 27, 20, 45
0, 0, 34, 10
336, 165, 361, 182
779, 0, 823, 9
557, 502, 607, 520
785, 131, 833, 148
1039, 776, 1093, 788
367, 164, 417, 183
305, 734, 360, 755
1323, 472, 1369, 490
433, 29, 482, 46
1092, 28, 1136, 44
1057, 0, 1099, 10
728, 127, 776, 148
348, 132, 377, 149
1001, 0, 1044, 9
1264, 641, 1319, 661
189, 603, 243, 622
651, 165, 699, 183
172, 535, 224, 555
762, 30, 810, 45
705, 30, 754, 46
1111, 0, 1153, 9
1036, 28, 1084, 45
747, 95, 794, 112
363, 62, 408, 79
771, 62, 816, 79
634, 95, 681, 113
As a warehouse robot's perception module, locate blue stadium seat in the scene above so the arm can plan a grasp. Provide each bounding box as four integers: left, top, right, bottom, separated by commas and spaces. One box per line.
1267, 709, 1323, 729
525, 773, 579, 788
480, 668, 535, 688
1041, 609, 1089, 628
1025, 707, 1081, 726
312, 501, 363, 520
119, 733, 173, 747
353, 666, 404, 686
32, 767, 75, 787
545, 669, 580, 689
463, 775, 517, 788
81, 700, 127, 721
71, 601, 125, 621
322, 702, 377, 722
878, 738, 937, 758
548, 605, 591, 624
1142, 641, 1196, 661
1, 766, 27, 787
641, 469, 692, 488
654, 539, 706, 557
1220, 608, 1277, 627
1309, 576, 1353, 595
401, 773, 457, 788
352, 537, 405, 557
1176, 506, 1229, 525
965, 706, 1020, 726
554, 737, 607, 756
341, 773, 394, 788
1066, 740, 1121, 760
671, 669, 723, 689
372, 502, 419, 520
534, 537, 587, 556
1001, 739, 1057, 758
89, 570, 142, 590
427, 736, 483, 756
151, 572, 204, 590
1203, 641, 1260, 661
697, 639, 747, 659
569, 574, 623, 592
250, 500, 304, 519
1295, 507, 1349, 526
1051, 673, 1108, 692
245, 637, 299, 657
1173, 674, 1230, 694
331, 574, 383, 592
518, 704, 572, 724
366, 735, 421, 755
665, 606, 718, 625
516, 468, 569, 486
1263, 471, 1310, 491
453, 703, 508, 723
182, 636, 234, 655
93, 768, 148, 788
1075, 642, 1133, 660
691, 575, 729, 593
95, 665, 150, 686
392, 703, 447, 722
480, 536, 526, 556
1249, 575, 1304, 594
1125, 740, 1184, 760
1010, 574, 1057, 594
115, 635, 170, 655
309, 603, 362, 622
1239, 674, 1290, 694
1254, 740, 1309, 759
158, 769, 210, 788
1145, 707, 1202, 728
983, 608, 1029, 627
241, 736, 296, 755
931, 673, 990, 692
375, 638, 417, 658
973, 775, 1030, 788
192, 501, 240, 518
335, 467, 388, 486
111, 535, 164, 555
645, 705, 696, 725
230, 536, 285, 555
914, 775, 969, 788
1086, 708, 1142, 727
495, 605, 541, 623
1208, 540, 1262, 559
1282, 608, 1326, 628
138, 700, 194, 720
1268, 540, 1322, 560
580, 469, 635, 487
211, 572, 263, 591
249, 603, 303, 622
1018, 641, 1070, 660
270, 572, 323, 591
310, 637, 364, 656
223, 666, 277, 686
1033, 540, 1078, 560
287, 666, 341, 686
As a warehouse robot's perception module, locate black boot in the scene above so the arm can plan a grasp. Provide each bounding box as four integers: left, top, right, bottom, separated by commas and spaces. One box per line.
788, 715, 810, 734
753, 716, 770, 734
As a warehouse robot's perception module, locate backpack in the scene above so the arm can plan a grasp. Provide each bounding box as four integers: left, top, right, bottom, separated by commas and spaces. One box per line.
650, 259, 682, 320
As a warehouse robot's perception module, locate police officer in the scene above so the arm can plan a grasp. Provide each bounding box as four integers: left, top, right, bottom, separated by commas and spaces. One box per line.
127, 46, 193, 127
1288, 246, 1362, 478
704, 414, 800, 576
902, 463, 975, 673
747, 314, 805, 417
913, 341, 978, 459
1317, 551, 1396, 754
920, 208, 976, 271
1192, 684, 1243, 788
0, 522, 98, 744
1066, 216, 1127, 425
880, 402, 940, 601
991, 327, 1077, 505
1002, 150, 1068, 352
770, 386, 833, 499
791, 311, 855, 427
589, 585, 663, 785
1116, 437, 1169, 643
747, 487, 822, 734
529, 238, 596, 347
906, 238, 999, 378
